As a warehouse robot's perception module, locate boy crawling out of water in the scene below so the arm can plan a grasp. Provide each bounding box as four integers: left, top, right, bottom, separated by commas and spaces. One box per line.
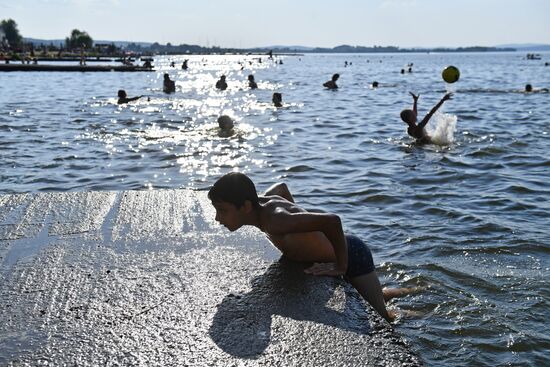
401, 92, 453, 144
208, 172, 413, 322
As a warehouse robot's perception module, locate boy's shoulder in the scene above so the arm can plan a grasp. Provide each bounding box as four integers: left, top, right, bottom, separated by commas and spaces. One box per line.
259, 195, 289, 207
259, 195, 301, 214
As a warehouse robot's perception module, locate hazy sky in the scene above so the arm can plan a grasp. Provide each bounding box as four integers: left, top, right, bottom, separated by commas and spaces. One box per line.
1, 0, 549, 48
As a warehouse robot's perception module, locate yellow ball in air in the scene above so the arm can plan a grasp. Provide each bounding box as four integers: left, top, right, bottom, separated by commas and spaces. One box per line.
442, 66, 460, 83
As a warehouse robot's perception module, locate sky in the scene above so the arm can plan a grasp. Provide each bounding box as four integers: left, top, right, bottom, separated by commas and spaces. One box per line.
1, 0, 549, 48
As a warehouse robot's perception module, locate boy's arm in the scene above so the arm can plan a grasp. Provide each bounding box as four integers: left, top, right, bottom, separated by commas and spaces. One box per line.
418, 92, 452, 129
409, 92, 419, 116
265, 211, 347, 275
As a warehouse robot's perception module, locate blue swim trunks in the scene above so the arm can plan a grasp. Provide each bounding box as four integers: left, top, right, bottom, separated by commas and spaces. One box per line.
345, 234, 375, 278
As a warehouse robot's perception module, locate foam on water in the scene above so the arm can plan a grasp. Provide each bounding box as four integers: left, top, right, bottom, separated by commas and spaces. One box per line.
427, 112, 457, 145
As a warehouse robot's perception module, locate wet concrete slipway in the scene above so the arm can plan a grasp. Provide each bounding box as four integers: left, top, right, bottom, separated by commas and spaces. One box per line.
0, 190, 422, 366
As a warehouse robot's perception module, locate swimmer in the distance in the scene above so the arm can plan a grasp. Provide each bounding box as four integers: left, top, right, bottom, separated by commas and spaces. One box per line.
272, 92, 283, 108
323, 73, 339, 89
525, 83, 549, 93
117, 90, 142, 104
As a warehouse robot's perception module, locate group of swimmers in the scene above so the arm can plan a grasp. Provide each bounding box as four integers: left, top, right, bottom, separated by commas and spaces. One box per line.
116, 60, 445, 143
116, 56, 548, 143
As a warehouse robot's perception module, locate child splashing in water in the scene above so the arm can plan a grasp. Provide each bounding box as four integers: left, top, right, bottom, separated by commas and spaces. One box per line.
400, 92, 454, 144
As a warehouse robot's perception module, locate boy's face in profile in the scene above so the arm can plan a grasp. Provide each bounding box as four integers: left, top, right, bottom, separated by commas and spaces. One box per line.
212, 201, 245, 232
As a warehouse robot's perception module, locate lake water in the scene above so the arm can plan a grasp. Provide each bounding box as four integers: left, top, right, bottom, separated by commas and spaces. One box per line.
1, 52, 549, 366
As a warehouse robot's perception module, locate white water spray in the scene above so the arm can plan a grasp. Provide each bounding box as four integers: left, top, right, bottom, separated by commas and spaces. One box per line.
426, 112, 457, 145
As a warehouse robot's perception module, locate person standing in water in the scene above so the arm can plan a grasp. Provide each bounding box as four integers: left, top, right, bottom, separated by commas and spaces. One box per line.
248, 75, 258, 89
163, 73, 176, 93
216, 75, 228, 91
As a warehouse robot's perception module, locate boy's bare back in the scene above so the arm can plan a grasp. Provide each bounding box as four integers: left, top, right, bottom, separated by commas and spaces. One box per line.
257, 195, 336, 263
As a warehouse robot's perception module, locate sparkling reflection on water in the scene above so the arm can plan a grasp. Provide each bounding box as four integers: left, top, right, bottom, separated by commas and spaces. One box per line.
1, 52, 549, 366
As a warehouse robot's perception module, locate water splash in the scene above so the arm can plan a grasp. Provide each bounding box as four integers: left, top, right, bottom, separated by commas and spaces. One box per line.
427, 112, 457, 145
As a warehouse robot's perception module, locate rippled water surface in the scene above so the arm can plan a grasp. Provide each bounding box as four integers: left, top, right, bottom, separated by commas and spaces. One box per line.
1, 52, 549, 366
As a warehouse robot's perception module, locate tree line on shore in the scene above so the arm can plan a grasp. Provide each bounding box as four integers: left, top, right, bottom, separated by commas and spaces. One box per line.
0, 18, 127, 61
1, 17, 516, 61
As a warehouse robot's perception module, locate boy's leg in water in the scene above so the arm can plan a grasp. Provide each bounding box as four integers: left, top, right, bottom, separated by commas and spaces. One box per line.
348, 271, 395, 322
382, 286, 421, 302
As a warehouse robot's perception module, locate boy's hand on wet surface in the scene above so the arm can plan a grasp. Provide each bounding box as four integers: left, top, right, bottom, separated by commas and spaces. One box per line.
304, 262, 345, 277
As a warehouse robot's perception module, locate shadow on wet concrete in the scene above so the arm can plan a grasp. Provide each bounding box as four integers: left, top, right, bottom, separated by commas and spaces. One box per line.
209, 257, 372, 358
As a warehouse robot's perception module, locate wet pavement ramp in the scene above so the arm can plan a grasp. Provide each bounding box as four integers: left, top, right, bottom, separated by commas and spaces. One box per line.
0, 190, 421, 366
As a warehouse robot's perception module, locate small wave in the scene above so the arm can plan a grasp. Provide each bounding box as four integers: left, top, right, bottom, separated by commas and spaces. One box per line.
335, 133, 357, 139
467, 146, 506, 158
457, 114, 482, 121
504, 159, 550, 168
359, 194, 401, 204
502, 184, 539, 194
326, 159, 353, 166
39, 163, 62, 169
419, 263, 499, 290
285, 165, 313, 172
472, 221, 512, 233
29, 177, 65, 185
438, 241, 550, 256
421, 206, 463, 219
438, 156, 471, 168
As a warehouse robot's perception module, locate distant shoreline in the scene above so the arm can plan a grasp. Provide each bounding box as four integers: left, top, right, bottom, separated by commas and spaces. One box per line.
22, 38, 524, 55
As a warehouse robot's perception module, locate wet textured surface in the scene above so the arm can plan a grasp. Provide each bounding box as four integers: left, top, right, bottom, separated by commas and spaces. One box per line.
0, 190, 420, 366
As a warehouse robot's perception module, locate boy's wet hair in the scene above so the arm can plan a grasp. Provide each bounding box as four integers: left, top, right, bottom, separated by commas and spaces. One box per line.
117, 89, 126, 98
208, 172, 259, 208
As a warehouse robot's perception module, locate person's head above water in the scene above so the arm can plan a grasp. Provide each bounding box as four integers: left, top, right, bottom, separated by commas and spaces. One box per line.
208, 172, 259, 209
400, 109, 417, 125
117, 89, 127, 99
163, 73, 170, 80
332, 73, 340, 81
525, 84, 533, 92
217, 115, 234, 130
248, 75, 255, 81
372, 81, 379, 88
220, 75, 226, 80
272, 92, 283, 107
